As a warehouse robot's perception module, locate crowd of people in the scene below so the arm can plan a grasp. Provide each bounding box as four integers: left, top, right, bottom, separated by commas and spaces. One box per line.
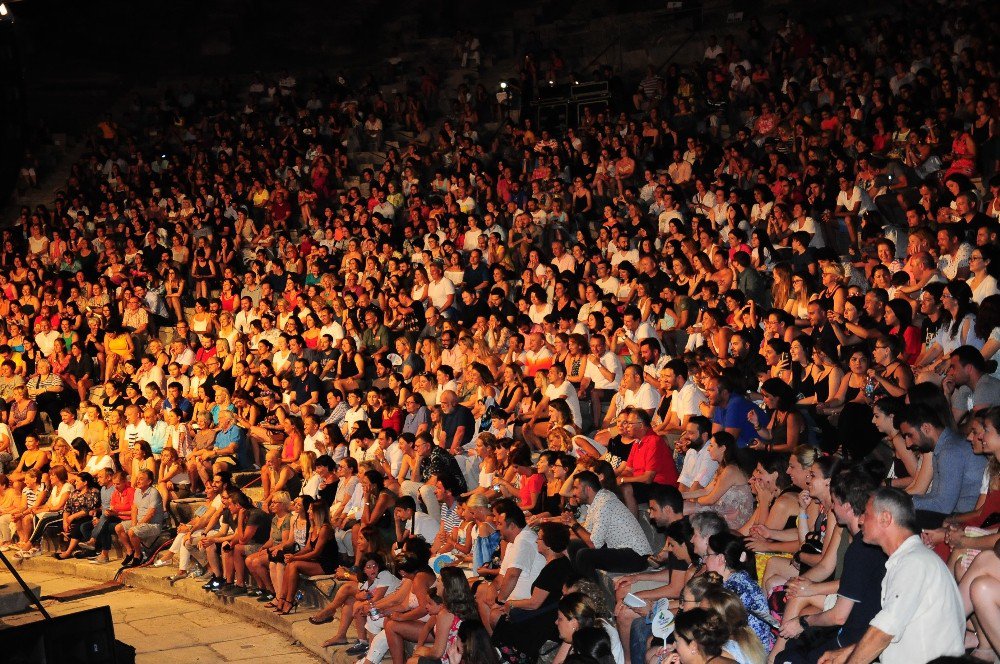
0, 2, 999, 663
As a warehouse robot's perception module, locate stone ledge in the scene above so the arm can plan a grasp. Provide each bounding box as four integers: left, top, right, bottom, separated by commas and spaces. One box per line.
0, 580, 42, 616
15, 556, 356, 663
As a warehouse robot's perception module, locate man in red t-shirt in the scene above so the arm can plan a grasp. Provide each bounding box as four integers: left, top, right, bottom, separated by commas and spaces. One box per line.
90, 471, 134, 565
619, 407, 678, 515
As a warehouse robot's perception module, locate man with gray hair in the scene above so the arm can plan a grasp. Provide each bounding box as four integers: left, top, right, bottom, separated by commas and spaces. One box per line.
818, 487, 963, 664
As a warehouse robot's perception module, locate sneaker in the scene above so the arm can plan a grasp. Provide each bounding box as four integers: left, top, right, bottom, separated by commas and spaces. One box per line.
212, 581, 233, 594
90, 555, 110, 565
16, 548, 38, 559
202, 576, 221, 591
247, 587, 262, 597
257, 592, 276, 603
345, 641, 370, 657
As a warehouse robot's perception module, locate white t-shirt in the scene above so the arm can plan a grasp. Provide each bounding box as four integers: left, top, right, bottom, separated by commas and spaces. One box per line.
668, 380, 707, 422
584, 352, 622, 391
427, 277, 456, 309
304, 430, 329, 456
622, 383, 660, 412
545, 380, 582, 427
409, 511, 441, 543
364, 570, 402, 596
678, 445, 719, 488
501, 528, 546, 601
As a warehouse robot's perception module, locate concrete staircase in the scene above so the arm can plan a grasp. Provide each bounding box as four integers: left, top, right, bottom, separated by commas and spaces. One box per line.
16, 554, 356, 663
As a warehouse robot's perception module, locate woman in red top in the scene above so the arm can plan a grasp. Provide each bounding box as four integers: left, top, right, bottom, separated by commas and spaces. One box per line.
885, 298, 922, 365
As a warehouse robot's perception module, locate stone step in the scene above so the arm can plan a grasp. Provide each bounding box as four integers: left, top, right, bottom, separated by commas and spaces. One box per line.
15, 555, 354, 662
0, 580, 43, 616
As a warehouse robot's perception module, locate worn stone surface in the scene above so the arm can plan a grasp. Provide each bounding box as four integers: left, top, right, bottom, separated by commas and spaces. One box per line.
0, 562, 323, 663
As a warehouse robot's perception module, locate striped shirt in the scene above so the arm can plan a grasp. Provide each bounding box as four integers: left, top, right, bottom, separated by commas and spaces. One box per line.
440, 500, 462, 534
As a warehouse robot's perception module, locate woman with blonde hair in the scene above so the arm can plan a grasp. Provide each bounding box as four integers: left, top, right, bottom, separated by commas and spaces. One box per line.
245, 490, 293, 604
83, 440, 116, 475
701, 585, 767, 664
420, 337, 443, 376
299, 451, 320, 498
49, 437, 82, 474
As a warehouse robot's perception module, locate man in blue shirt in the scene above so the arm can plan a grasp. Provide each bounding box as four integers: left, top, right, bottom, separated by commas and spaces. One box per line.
163, 382, 193, 421
211, 410, 251, 472
898, 403, 987, 529
706, 373, 764, 448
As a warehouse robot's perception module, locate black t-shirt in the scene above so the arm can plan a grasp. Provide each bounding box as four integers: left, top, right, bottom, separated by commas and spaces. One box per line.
835, 533, 888, 647
245, 507, 273, 545
442, 404, 475, 449
920, 314, 942, 348
532, 556, 574, 608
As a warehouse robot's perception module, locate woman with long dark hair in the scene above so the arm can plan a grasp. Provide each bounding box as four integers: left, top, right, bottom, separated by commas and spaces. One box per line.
273, 499, 338, 614
748, 378, 805, 453
914, 279, 982, 383
704, 530, 774, 652
387, 565, 478, 663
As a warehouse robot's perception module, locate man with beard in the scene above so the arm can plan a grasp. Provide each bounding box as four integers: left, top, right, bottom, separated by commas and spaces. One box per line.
896, 403, 985, 529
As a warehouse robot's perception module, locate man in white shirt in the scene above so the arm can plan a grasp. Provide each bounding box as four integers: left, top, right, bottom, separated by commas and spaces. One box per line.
302, 416, 329, 456
317, 305, 345, 343
57, 407, 86, 444
566, 471, 652, 579
234, 297, 260, 335
612, 305, 660, 362
675, 416, 718, 492
594, 261, 621, 296
426, 262, 456, 317
135, 354, 165, 394
817, 488, 964, 664
524, 363, 582, 450
33, 319, 60, 358
392, 495, 440, 555
474, 499, 545, 631
659, 359, 707, 433
582, 334, 623, 426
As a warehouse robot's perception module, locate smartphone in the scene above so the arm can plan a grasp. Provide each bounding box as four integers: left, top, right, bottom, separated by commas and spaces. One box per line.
623, 593, 647, 608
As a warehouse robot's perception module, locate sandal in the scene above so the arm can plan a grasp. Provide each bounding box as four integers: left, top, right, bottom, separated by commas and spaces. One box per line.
322, 638, 349, 647
309, 615, 333, 625
274, 599, 298, 615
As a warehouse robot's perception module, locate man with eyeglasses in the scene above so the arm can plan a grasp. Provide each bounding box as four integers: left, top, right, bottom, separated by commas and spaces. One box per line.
915, 282, 946, 347
401, 393, 430, 437
617, 407, 678, 516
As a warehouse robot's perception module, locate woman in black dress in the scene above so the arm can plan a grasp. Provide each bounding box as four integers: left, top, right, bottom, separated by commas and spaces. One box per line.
492, 522, 575, 662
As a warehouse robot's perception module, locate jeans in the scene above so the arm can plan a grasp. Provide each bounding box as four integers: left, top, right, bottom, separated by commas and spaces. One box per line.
630, 616, 653, 664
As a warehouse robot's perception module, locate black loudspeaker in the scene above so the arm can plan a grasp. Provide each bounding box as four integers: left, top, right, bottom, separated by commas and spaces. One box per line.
0, 606, 134, 664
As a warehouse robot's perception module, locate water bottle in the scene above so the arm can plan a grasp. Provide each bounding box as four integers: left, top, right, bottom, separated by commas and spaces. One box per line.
369, 601, 381, 620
